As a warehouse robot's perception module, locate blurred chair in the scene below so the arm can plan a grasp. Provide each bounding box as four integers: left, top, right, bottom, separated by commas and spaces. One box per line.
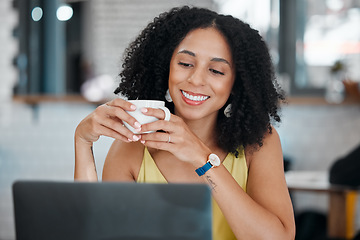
329, 144, 360, 187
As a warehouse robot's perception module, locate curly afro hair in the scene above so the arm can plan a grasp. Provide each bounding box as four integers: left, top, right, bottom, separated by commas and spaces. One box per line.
114, 6, 285, 155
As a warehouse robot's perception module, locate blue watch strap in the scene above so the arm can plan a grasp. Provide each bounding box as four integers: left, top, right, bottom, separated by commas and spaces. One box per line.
195, 162, 212, 176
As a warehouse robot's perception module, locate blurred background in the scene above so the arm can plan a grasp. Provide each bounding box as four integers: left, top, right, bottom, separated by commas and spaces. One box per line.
0, 0, 360, 239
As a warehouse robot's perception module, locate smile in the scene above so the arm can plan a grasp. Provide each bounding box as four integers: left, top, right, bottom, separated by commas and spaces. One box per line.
181, 90, 210, 102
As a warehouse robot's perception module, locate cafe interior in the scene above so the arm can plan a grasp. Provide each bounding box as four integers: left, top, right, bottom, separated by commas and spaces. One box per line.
0, 0, 360, 239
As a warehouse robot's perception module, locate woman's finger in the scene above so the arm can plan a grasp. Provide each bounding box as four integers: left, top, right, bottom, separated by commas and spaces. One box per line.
140, 132, 175, 152
141, 141, 174, 152
95, 124, 132, 142
139, 111, 180, 134
140, 131, 173, 143
101, 103, 142, 131
140, 119, 173, 134
106, 98, 137, 111
91, 105, 142, 141
97, 115, 140, 140
141, 107, 171, 121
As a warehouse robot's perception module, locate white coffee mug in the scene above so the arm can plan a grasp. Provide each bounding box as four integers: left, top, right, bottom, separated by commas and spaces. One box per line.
124, 100, 170, 134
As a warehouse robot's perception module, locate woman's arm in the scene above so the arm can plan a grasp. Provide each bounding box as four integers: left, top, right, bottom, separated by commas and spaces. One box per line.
74, 98, 142, 181
200, 129, 295, 239
74, 132, 98, 181
139, 108, 295, 239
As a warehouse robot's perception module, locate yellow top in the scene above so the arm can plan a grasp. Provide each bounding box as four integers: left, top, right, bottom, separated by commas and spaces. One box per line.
137, 147, 248, 240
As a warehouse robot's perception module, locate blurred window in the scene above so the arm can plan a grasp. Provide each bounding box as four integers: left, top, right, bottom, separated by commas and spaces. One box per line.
296, 0, 360, 92
218, 0, 360, 96
216, 0, 283, 90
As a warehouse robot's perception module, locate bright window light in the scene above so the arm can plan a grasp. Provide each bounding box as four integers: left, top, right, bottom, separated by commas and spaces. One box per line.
56, 5, 73, 21
31, 7, 43, 21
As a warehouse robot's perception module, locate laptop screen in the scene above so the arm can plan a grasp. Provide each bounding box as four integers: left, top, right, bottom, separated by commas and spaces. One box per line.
12, 181, 212, 240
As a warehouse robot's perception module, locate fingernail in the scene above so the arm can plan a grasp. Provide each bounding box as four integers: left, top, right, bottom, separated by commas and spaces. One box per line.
134, 122, 141, 128
130, 105, 136, 110
133, 135, 141, 141
127, 138, 133, 142
141, 108, 148, 113
140, 140, 145, 144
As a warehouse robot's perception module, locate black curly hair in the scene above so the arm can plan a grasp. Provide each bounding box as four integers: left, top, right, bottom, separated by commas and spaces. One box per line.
114, 6, 285, 155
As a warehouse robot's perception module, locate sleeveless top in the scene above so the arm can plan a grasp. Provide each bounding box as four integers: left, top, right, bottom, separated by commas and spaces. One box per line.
137, 147, 248, 240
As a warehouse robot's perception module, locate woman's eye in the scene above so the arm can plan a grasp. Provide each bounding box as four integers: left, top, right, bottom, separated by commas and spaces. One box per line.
210, 69, 225, 75
178, 62, 192, 67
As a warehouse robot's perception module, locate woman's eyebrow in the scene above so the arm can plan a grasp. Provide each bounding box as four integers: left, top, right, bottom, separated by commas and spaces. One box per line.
177, 49, 231, 66
211, 57, 230, 66
177, 49, 195, 56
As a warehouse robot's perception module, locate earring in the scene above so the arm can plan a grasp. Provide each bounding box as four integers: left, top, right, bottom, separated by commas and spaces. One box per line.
224, 104, 232, 118
165, 89, 173, 102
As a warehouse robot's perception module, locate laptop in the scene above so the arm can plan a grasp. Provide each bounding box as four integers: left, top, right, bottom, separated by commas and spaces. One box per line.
12, 181, 212, 240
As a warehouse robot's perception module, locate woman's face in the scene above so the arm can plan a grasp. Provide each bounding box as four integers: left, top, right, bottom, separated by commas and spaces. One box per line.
168, 27, 235, 122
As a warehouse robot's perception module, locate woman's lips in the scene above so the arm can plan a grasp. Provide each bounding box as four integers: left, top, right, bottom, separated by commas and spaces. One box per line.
181, 90, 209, 105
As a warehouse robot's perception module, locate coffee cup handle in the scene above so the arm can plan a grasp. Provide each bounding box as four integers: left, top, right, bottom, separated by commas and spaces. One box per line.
158, 106, 171, 121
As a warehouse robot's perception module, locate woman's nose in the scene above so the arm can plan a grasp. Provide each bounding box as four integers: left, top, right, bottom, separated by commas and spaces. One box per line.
187, 68, 206, 86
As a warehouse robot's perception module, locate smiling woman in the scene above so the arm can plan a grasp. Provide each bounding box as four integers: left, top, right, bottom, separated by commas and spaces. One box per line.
74, 6, 295, 240
168, 27, 235, 121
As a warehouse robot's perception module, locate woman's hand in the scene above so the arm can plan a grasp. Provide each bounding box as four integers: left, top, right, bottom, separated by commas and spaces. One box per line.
74, 98, 144, 181
75, 98, 143, 146
138, 107, 211, 166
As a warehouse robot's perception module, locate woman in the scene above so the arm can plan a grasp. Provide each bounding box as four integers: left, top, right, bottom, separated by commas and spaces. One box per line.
75, 6, 295, 239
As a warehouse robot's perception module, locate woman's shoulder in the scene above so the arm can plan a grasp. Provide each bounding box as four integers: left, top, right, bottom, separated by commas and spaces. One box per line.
244, 127, 281, 167
102, 140, 145, 181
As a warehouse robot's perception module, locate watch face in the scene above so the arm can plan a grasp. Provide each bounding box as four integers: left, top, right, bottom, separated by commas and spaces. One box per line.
209, 153, 221, 167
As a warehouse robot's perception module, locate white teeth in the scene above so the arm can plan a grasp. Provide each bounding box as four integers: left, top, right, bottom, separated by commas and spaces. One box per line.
181, 90, 209, 101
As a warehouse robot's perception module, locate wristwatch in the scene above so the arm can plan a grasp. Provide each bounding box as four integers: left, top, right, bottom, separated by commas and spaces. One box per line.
195, 153, 221, 176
